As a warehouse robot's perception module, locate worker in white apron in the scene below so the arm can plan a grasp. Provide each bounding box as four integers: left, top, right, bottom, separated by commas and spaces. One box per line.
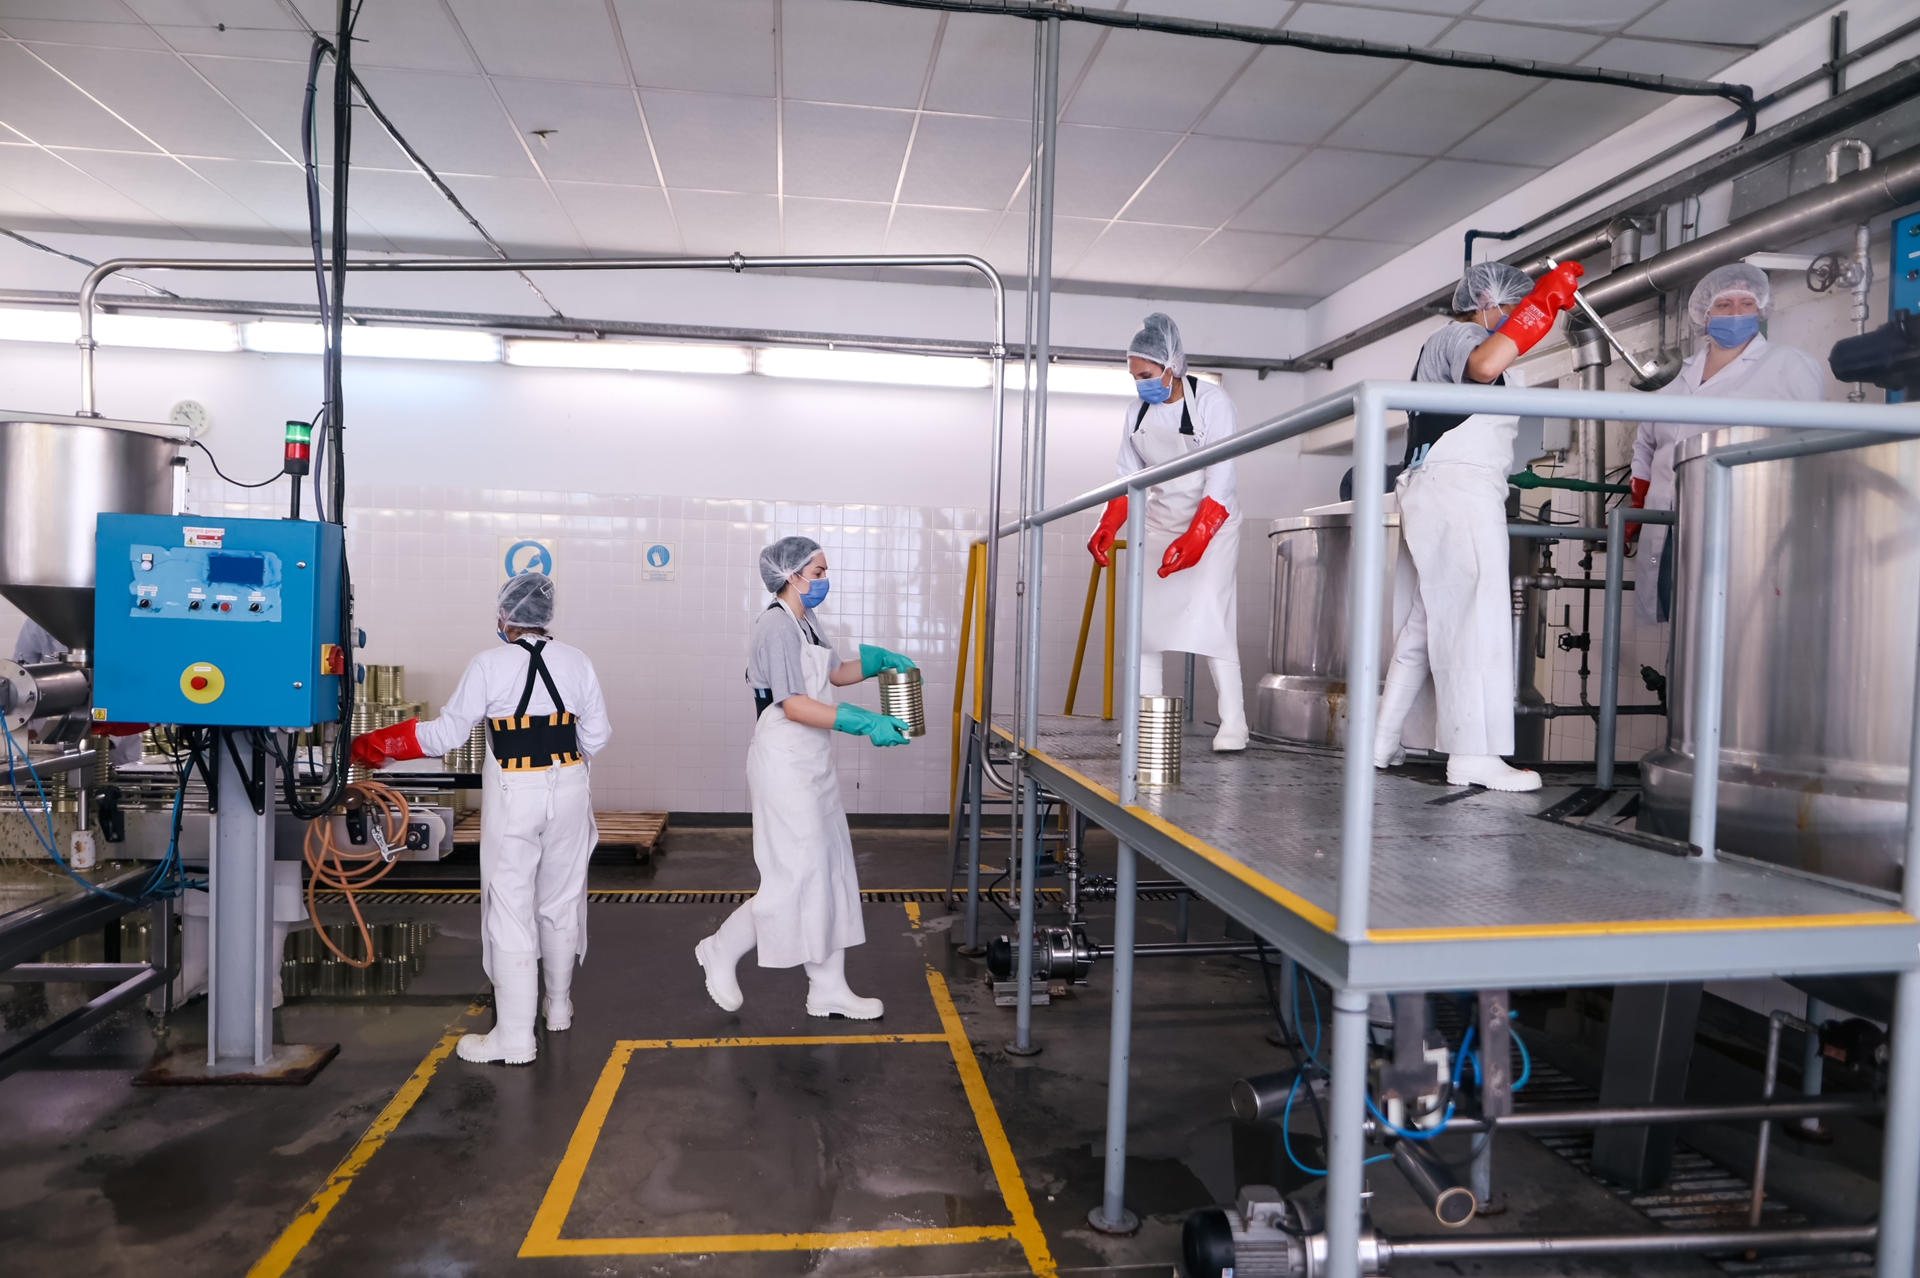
352, 574, 610, 1064
1087, 312, 1248, 751
696, 536, 914, 1020
1626, 263, 1827, 627
1373, 261, 1583, 792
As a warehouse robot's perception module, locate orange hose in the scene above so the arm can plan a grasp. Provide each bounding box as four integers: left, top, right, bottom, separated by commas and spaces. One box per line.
303, 780, 411, 969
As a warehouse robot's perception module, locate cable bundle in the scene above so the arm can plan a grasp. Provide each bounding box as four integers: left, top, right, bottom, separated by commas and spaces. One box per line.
302, 779, 411, 969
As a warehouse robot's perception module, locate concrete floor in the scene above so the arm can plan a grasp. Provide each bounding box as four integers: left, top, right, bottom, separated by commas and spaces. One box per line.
0, 826, 1870, 1276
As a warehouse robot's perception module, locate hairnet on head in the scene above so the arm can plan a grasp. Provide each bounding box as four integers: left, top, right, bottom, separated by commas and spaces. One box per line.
1127, 312, 1186, 376
498, 573, 555, 630
1687, 262, 1772, 329
1452, 262, 1534, 314
758, 536, 822, 594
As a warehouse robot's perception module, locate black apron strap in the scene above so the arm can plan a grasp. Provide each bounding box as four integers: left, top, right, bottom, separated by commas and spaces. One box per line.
512, 639, 569, 718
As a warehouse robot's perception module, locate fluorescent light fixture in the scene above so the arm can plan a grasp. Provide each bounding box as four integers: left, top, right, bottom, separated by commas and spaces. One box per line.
0, 308, 80, 345
244, 321, 500, 362
1006, 363, 1138, 397
756, 347, 990, 388
504, 338, 752, 375
96, 313, 239, 352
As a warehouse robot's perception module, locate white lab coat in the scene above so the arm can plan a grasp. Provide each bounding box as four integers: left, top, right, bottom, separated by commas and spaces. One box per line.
745, 609, 864, 968
1115, 379, 1241, 661
12, 621, 141, 764
1630, 335, 1827, 626
415, 637, 610, 978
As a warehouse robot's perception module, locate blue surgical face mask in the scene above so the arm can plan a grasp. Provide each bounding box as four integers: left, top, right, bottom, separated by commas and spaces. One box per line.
1706, 314, 1761, 350
498, 627, 510, 644
798, 576, 830, 609
1136, 376, 1173, 404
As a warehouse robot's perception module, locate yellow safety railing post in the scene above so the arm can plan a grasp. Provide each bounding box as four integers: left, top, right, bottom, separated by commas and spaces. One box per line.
950, 540, 985, 812
1063, 542, 1124, 721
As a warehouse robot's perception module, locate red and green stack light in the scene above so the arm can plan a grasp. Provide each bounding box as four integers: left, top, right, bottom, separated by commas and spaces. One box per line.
283, 419, 312, 477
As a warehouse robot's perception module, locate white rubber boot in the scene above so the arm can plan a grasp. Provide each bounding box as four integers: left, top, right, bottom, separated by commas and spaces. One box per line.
696, 904, 755, 1013
1373, 663, 1424, 770
459, 952, 539, 1065
1445, 755, 1542, 793
1210, 657, 1249, 753
805, 949, 884, 1021
540, 935, 576, 1032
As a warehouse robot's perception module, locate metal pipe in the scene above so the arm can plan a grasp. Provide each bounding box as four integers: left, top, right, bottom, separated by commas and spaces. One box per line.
1750, 1011, 1810, 1228
965, 743, 983, 951
1325, 989, 1372, 1278
1876, 970, 1920, 1277
1826, 138, 1875, 402
1687, 458, 1732, 860
1799, 994, 1830, 1140
1381, 1097, 1874, 1135
1337, 386, 1387, 943
1508, 524, 1609, 541
1515, 702, 1664, 719
1090, 836, 1141, 1234
1570, 325, 1611, 532
1596, 505, 1629, 788
1386, 1224, 1876, 1262
1517, 575, 1626, 591
1392, 1142, 1478, 1229
1089, 940, 1267, 959
1121, 484, 1146, 805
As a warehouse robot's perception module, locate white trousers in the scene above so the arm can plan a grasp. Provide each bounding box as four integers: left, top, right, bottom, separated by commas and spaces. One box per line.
480, 763, 596, 982
1139, 651, 1246, 724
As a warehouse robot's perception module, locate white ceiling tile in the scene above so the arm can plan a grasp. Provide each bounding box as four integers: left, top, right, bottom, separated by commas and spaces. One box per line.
614, 0, 775, 97
445, 0, 627, 84
783, 196, 891, 254
782, 0, 941, 109
1467, 0, 1652, 30
923, 11, 1097, 119
438, 175, 584, 253
668, 189, 780, 254
548, 181, 679, 254
350, 68, 534, 177
0, 0, 137, 18
781, 103, 914, 203
0, 166, 77, 227
1050, 124, 1181, 221
1432, 19, 1604, 61
983, 212, 1104, 279
1450, 80, 1653, 168
1338, 156, 1542, 242
25, 43, 283, 159
185, 55, 412, 171
334, 167, 483, 250
1584, 35, 1741, 79
1062, 27, 1256, 132
1228, 147, 1423, 236
1285, 4, 1451, 43
0, 143, 178, 229
1165, 228, 1311, 292
1065, 221, 1212, 285
122, 0, 311, 58
1138, 0, 1293, 22
1625, 0, 1831, 45
1253, 236, 1405, 297
289, 0, 480, 73
896, 113, 1029, 210
0, 43, 160, 151
0, 17, 166, 48
331, 270, 558, 315
1123, 135, 1304, 227
63, 148, 283, 239
1323, 62, 1537, 155
1195, 45, 1400, 145
492, 80, 658, 186
884, 204, 997, 256
641, 91, 775, 194
186, 157, 395, 249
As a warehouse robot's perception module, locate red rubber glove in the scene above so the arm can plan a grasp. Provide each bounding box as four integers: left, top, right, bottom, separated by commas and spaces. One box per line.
1624, 475, 1650, 546
1159, 497, 1230, 578
1498, 260, 1584, 356
1088, 496, 1128, 567
350, 719, 424, 768
90, 722, 149, 737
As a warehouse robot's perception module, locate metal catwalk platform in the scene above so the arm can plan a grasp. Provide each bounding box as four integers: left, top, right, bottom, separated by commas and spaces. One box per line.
999, 717, 1920, 992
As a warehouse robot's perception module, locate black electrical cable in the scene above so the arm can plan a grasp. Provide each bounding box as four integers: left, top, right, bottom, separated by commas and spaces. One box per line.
189, 440, 281, 489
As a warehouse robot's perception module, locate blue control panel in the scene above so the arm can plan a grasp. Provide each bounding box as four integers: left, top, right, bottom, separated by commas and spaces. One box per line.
1893, 208, 1920, 404
93, 514, 345, 727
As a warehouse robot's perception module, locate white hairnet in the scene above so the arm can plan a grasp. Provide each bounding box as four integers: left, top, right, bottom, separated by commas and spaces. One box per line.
1687, 262, 1772, 329
759, 536, 822, 593
1452, 262, 1533, 314
1127, 312, 1186, 376
498, 573, 554, 630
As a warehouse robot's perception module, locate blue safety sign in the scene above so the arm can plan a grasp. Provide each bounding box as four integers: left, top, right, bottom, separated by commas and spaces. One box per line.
503, 539, 553, 578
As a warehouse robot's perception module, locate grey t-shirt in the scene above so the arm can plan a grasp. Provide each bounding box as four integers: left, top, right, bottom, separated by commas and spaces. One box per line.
1413, 320, 1493, 385
746, 603, 839, 708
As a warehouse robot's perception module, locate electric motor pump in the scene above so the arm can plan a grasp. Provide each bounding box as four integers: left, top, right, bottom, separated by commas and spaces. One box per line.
1182, 1186, 1308, 1278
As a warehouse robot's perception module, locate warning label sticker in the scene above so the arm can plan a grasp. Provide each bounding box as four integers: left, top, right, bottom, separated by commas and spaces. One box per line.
184, 526, 225, 548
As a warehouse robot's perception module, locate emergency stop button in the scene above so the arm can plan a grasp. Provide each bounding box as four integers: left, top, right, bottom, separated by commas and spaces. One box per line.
180, 662, 225, 705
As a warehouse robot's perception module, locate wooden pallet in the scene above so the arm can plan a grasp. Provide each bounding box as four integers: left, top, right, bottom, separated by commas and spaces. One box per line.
450, 810, 669, 860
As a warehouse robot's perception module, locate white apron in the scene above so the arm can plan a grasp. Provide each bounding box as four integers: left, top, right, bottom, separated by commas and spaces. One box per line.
1133, 397, 1241, 660
478, 757, 596, 981
1392, 414, 1519, 757
745, 611, 865, 969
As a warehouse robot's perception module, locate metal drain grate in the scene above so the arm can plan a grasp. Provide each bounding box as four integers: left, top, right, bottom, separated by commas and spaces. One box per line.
312, 886, 1186, 907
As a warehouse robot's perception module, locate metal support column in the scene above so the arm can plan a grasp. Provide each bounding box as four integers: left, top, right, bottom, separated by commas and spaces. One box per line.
1876, 969, 1920, 1277
209, 738, 275, 1068
1687, 459, 1733, 859
1326, 988, 1372, 1278
1088, 837, 1141, 1235
1591, 982, 1704, 1190
963, 734, 984, 953
1597, 508, 1673, 788
1010, 773, 1042, 1055
1183, 652, 1196, 724
1473, 991, 1513, 1212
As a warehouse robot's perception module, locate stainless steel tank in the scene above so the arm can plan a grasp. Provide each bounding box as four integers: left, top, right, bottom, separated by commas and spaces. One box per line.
1641, 427, 1920, 891
1253, 509, 1547, 760
0, 414, 182, 649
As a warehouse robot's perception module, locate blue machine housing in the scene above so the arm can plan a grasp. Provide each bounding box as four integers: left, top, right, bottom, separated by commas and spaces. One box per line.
1893, 207, 1920, 404
93, 514, 345, 728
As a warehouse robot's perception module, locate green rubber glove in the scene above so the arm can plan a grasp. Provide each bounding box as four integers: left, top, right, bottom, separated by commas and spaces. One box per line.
834, 702, 912, 747
859, 643, 916, 679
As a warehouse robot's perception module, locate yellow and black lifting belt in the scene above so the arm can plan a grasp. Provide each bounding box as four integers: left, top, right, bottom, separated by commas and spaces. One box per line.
488, 639, 582, 771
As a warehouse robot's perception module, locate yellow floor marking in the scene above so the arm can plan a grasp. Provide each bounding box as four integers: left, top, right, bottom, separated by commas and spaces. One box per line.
525, 1226, 1019, 1257
247, 1002, 482, 1278
620, 1033, 948, 1049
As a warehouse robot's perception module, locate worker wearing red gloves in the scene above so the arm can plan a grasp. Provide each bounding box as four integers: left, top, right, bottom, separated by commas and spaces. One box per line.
351, 573, 611, 1066
1373, 260, 1583, 792
1088, 312, 1247, 751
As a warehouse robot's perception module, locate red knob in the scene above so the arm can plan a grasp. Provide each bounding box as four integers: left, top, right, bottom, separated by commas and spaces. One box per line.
190, 676, 209, 691
220, 602, 231, 612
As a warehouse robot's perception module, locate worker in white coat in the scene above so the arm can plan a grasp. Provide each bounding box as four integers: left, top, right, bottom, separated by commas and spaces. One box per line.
351, 574, 610, 1065
1086, 313, 1248, 751
696, 537, 914, 1021
1373, 260, 1585, 792
1626, 263, 1827, 627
